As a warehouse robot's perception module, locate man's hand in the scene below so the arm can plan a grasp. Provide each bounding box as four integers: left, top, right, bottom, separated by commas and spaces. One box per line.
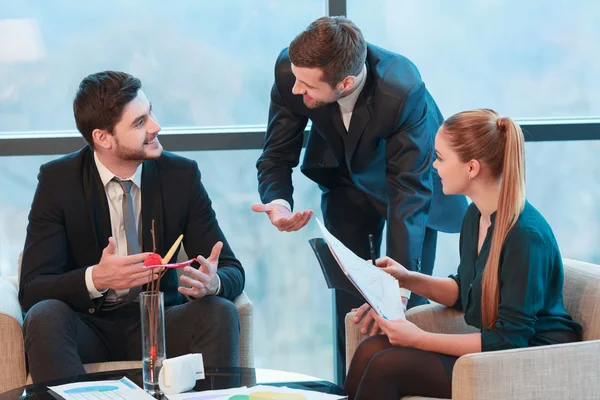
92, 237, 156, 291
352, 303, 383, 336
179, 241, 222, 299
251, 203, 313, 232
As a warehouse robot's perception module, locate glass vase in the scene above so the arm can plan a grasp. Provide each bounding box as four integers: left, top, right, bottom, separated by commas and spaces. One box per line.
140, 291, 166, 398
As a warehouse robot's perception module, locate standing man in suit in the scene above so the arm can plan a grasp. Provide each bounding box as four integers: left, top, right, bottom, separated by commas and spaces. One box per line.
19, 71, 245, 383
252, 17, 468, 382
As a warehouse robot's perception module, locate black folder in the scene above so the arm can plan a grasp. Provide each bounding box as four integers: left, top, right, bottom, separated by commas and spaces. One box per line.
308, 238, 362, 298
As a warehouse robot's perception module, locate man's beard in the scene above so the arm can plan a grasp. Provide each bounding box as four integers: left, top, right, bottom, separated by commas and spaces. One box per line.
114, 137, 162, 162
303, 90, 343, 109
304, 98, 329, 109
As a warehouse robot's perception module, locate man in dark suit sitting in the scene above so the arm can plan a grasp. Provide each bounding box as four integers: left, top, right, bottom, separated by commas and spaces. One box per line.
252, 17, 468, 382
19, 71, 245, 383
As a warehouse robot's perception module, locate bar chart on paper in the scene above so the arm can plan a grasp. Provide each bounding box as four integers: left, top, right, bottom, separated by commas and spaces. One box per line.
48, 377, 156, 399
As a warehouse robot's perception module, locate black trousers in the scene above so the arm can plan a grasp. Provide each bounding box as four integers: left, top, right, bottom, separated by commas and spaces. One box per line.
344, 335, 455, 399
23, 296, 240, 383
321, 182, 438, 385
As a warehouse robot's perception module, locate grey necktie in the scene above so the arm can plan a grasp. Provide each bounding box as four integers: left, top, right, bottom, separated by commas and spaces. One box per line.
117, 179, 143, 304
117, 179, 141, 256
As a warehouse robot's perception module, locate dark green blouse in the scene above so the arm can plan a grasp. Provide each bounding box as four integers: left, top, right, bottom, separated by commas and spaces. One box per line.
449, 201, 582, 352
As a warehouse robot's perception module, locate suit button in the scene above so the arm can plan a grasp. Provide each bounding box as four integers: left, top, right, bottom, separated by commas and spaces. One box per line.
416, 258, 422, 272
88, 308, 95, 314
318, 160, 326, 167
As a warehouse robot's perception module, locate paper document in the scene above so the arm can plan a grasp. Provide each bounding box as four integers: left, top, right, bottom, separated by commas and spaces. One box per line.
166, 384, 346, 399
316, 218, 405, 320
48, 377, 154, 400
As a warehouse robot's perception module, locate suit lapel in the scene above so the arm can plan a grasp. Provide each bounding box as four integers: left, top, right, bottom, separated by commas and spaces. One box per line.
330, 103, 347, 139
141, 160, 165, 255
345, 69, 376, 165
82, 149, 112, 259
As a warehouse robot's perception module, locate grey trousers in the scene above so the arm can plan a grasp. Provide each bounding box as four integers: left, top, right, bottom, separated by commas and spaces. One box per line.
23, 296, 240, 383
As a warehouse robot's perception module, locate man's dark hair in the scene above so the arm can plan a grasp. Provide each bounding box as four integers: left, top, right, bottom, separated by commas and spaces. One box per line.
288, 16, 367, 87
73, 71, 142, 148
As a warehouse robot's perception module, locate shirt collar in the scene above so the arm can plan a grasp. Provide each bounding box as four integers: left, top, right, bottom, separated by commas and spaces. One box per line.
94, 152, 142, 189
337, 64, 368, 113
475, 205, 498, 226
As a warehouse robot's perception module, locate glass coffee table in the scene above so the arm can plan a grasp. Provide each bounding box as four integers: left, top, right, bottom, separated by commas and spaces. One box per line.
0, 367, 346, 399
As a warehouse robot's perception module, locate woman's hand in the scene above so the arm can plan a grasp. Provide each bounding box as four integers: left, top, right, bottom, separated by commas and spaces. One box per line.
375, 256, 411, 286
372, 311, 427, 349
352, 303, 383, 336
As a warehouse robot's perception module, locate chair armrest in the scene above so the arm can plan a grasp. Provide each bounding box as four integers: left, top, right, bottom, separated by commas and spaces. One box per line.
453, 340, 600, 400
406, 303, 478, 334
344, 312, 368, 372
0, 276, 26, 394
234, 292, 254, 368
0, 276, 22, 325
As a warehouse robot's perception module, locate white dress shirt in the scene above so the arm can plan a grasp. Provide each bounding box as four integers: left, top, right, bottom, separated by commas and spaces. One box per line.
337, 64, 368, 132
85, 152, 142, 300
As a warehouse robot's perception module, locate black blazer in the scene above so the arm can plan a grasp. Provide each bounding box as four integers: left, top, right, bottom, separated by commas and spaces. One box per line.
257, 44, 468, 271
19, 147, 245, 313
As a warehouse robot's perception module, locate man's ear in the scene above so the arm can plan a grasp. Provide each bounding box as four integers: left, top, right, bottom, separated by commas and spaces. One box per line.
338, 75, 356, 92
92, 129, 113, 150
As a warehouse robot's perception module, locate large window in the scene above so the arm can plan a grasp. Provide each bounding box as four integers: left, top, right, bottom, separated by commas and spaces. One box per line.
348, 0, 600, 270
0, 0, 334, 381
524, 141, 600, 265
0, 0, 325, 133
0, 154, 56, 276
348, 0, 600, 119
2, 0, 600, 385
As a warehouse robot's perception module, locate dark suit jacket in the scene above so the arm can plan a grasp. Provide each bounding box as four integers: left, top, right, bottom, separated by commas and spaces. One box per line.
257, 44, 468, 271
19, 147, 245, 313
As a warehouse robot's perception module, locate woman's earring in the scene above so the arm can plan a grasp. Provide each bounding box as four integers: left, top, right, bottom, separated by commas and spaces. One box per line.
468, 176, 473, 181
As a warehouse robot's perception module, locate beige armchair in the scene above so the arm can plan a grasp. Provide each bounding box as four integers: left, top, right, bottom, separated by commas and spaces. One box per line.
0, 272, 254, 394
345, 258, 600, 400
